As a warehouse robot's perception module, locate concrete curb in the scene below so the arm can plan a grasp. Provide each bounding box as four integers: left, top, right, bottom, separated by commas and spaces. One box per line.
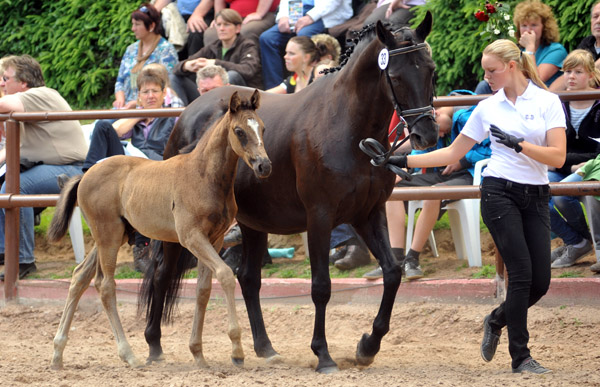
3, 277, 599, 306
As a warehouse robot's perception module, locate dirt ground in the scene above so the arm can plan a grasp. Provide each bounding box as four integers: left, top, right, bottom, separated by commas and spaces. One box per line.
1, 230, 599, 386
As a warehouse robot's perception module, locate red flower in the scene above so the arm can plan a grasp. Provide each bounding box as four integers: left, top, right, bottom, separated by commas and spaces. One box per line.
485, 3, 497, 14
475, 10, 489, 22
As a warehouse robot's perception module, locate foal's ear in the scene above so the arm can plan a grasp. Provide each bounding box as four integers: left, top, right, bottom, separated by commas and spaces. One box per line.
229, 91, 241, 114
375, 20, 395, 47
415, 11, 433, 42
250, 89, 260, 110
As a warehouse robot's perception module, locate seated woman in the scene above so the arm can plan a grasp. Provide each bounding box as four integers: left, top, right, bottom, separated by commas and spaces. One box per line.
475, 0, 567, 94
114, 3, 178, 109
549, 49, 600, 269
141, 63, 185, 107
85, 66, 178, 272
267, 36, 320, 94
171, 8, 262, 105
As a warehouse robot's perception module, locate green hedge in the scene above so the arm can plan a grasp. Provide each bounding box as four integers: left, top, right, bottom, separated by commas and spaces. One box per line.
414, 0, 596, 95
0, 0, 134, 109
0, 1, 596, 107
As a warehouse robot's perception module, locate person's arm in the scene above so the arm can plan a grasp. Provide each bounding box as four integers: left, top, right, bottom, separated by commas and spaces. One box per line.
0, 94, 25, 114
266, 84, 287, 94
214, 0, 227, 13
113, 118, 143, 138
520, 127, 566, 168
244, 0, 275, 24
153, 0, 173, 12
215, 40, 261, 81
406, 134, 477, 169
187, 0, 215, 33
0, 148, 6, 165
386, 0, 411, 19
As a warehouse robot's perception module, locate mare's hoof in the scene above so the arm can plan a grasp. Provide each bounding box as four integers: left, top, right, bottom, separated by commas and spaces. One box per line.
317, 365, 339, 374
146, 354, 165, 365
231, 357, 244, 367
356, 333, 376, 366
266, 354, 283, 364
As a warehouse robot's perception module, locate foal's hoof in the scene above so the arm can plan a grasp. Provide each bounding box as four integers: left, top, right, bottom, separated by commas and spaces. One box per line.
50, 361, 63, 371
231, 357, 244, 367
356, 333, 376, 366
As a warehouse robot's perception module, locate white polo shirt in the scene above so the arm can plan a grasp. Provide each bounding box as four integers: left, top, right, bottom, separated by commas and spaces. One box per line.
461, 81, 565, 185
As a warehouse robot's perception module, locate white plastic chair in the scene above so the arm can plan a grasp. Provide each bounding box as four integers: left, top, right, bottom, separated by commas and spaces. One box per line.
405, 158, 489, 267
69, 207, 85, 263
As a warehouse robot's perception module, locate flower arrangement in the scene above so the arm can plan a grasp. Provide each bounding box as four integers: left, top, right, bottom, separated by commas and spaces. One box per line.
474, 1, 515, 43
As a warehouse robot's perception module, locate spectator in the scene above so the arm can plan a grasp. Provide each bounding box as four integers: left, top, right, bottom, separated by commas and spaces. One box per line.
267, 36, 319, 93
259, 0, 353, 89
141, 63, 185, 107
196, 64, 230, 95
475, 0, 567, 94
549, 1, 600, 91
171, 9, 261, 105
548, 49, 600, 269
154, 0, 216, 60
364, 98, 491, 280
82, 65, 178, 272
205, 0, 281, 46
386, 39, 566, 374
114, 3, 178, 109
0, 55, 88, 280
577, 156, 600, 273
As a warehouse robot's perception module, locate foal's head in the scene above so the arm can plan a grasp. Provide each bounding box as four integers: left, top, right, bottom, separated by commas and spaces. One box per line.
226, 90, 272, 178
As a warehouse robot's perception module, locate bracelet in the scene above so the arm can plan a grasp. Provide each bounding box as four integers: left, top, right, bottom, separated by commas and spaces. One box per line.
524, 51, 534, 55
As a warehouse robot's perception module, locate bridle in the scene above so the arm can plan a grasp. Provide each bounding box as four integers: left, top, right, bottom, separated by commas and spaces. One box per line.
359, 38, 435, 170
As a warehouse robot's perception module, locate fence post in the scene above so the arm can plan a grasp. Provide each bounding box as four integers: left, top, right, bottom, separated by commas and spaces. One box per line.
4, 119, 20, 300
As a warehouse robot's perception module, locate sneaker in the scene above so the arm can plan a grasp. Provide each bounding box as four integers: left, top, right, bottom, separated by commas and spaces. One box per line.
480, 314, 501, 362
590, 261, 600, 273
363, 266, 383, 280
551, 240, 593, 268
0, 262, 37, 281
404, 258, 423, 280
550, 245, 567, 263
512, 357, 552, 374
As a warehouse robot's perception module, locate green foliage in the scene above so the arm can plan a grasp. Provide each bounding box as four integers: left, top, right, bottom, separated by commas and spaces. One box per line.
558, 270, 583, 278
413, 0, 596, 94
0, 0, 136, 109
472, 264, 496, 278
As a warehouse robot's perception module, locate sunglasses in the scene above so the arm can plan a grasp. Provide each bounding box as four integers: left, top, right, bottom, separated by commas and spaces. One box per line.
139, 5, 149, 13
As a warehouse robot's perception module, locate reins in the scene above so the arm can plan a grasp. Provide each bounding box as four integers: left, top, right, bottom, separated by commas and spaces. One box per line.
359, 39, 434, 177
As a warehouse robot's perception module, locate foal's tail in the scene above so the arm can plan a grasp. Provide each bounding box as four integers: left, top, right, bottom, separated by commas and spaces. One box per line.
47, 175, 82, 243
138, 240, 198, 324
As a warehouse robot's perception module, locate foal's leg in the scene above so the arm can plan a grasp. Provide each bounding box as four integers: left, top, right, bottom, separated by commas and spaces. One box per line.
95, 229, 144, 368
181, 231, 244, 366
188, 262, 212, 367
51, 246, 98, 370
354, 206, 402, 366
236, 225, 281, 362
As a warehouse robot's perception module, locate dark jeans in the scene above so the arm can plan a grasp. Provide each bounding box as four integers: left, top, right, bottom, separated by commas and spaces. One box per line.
169, 73, 200, 106
83, 120, 125, 171
481, 177, 551, 369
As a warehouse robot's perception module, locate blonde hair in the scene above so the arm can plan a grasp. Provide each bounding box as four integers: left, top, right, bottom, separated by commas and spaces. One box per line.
311, 34, 341, 63
483, 39, 548, 90
513, 0, 560, 46
562, 49, 600, 88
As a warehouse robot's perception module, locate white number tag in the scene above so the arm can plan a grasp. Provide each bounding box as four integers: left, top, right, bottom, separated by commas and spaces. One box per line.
378, 48, 389, 70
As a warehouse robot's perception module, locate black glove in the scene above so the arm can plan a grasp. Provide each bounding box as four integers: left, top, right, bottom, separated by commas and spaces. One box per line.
385, 155, 412, 181
490, 124, 524, 153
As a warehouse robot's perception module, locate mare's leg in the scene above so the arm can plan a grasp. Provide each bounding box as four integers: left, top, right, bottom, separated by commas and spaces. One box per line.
95, 226, 143, 368
188, 262, 212, 367
302, 213, 338, 373
353, 205, 403, 366
236, 225, 280, 361
51, 246, 98, 370
144, 241, 182, 363
180, 230, 244, 366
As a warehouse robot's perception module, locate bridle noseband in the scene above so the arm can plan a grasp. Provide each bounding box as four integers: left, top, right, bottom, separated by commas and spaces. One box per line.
359, 39, 435, 171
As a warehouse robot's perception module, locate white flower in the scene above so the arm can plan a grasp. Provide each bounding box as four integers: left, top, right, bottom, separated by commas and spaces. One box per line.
508, 30, 515, 37
494, 29, 501, 35
504, 14, 510, 21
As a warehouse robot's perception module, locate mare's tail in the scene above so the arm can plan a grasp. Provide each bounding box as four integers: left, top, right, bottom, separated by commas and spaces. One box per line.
138, 240, 198, 323
47, 175, 82, 242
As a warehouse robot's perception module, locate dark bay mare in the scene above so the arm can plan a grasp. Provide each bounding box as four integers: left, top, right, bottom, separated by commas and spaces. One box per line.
141, 15, 437, 373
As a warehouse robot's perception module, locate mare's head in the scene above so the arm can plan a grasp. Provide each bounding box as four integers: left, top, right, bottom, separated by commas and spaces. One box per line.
226, 90, 272, 178
375, 12, 437, 149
